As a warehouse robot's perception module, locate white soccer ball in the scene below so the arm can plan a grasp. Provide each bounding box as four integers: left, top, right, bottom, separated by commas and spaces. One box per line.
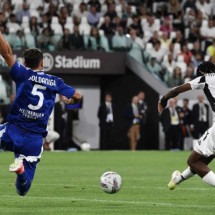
100, 171, 122, 194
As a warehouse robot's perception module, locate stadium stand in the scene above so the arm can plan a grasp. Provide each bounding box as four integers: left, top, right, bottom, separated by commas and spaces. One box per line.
0, 0, 215, 88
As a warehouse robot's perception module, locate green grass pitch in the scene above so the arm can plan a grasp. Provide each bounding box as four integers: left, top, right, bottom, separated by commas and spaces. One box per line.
0, 151, 215, 215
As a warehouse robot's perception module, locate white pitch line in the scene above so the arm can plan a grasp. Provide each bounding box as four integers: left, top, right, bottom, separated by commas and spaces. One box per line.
0, 182, 212, 191
1, 195, 215, 209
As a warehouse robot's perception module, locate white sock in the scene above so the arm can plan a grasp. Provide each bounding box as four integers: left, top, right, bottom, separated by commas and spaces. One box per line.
203, 171, 215, 186
181, 167, 195, 180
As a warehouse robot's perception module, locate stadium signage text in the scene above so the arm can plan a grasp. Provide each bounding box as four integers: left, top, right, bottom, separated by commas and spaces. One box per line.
12, 51, 125, 75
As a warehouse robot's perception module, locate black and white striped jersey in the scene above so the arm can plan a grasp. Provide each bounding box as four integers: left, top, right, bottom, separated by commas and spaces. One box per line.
189, 74, 215, 112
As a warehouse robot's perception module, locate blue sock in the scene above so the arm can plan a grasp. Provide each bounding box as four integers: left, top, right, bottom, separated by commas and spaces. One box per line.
15, 160, 37, 196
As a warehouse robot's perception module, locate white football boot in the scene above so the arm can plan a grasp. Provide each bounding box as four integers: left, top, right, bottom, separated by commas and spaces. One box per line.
167, 170, 181, 190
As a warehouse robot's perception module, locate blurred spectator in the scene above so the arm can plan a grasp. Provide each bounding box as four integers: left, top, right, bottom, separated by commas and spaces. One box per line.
54, 95, 69, 150
148, 31, 160, 45
112, 25, 131, 51
121, 4, 135, 26
179, 98, 193, 150
160, 16, 174, 34
112, 16, 124, 31
137, 91, 148, 148
169, 0, 183, 20
183, 0, 197, 13
192, 52, 203, 69
124, 95, 142, 151
88, 26, 103, 50
191, 40, 204, 59
206, 39, 215, 58
128, 14, 143, 38
97, 93, 116, 150
45, 3, 59, 23
29, 16, 40, 39
58, 6, 69, 26
138, 5, 149, 20
37, 27, 54, 51
104, 3, 118, 21
57, 28, 71, 51
0, 12, 6, 27
88, 0, 101, 12
159, 31, 171, 51
7, 14, 21, 33
183, 66, 195, 83
39, 14, 52, 33
178, 43, 193, 65
142, 16, 159, 36
168, 66, 183, 87
70, 25, 85, 50
188, 24, 201, 43
16, 1, 30, 23
72, 2, 88, 19
100, 15, 115, 37
162, 52, 177, 76
146, 57, 163, 79
147, 40, 166, 63
200, 19, 215, 48
195, 0, 212, 19
14, 30, 26, 50
1, 1, 13, 20
129, 28, 144, 48
160, 98, 181, 150
171, 30, 185, 45
191, 95, 209, 142
183, 8, 197, 28
87, 4, 101, 26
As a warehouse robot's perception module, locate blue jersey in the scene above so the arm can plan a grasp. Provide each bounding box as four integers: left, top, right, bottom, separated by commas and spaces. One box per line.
8, 61, 75, 136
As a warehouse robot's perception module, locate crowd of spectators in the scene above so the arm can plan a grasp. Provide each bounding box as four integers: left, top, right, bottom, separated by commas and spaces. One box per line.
0, 0, 215, 87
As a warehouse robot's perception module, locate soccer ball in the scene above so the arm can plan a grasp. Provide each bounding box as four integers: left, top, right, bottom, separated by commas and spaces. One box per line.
100, 171, 122, 194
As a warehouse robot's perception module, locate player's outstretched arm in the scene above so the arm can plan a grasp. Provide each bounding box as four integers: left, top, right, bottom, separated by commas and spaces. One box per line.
61, 91, 83, 105
0, 32, 15, 68
158, 83, 191, 113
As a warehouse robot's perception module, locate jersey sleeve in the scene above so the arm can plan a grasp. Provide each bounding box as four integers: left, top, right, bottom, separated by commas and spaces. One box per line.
56, 77, 76, 98
10, 61, 30, 83
188, 76, 206, 90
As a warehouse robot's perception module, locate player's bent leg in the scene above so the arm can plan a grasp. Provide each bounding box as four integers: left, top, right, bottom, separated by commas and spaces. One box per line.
16, 160, 38, 196
187, 150, 215, 187
11, 158, 38, 196
187, 151, 212, 177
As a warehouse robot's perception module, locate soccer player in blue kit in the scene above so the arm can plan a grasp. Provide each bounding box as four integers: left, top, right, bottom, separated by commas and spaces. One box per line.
0, 32, 82, 196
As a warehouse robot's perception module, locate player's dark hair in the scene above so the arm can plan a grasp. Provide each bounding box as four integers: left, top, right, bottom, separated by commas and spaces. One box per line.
197, 61, 215, 76
23, 48, 43, 69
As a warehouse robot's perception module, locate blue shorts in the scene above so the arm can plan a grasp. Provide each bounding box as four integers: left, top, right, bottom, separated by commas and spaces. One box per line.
0, 123, 43, 161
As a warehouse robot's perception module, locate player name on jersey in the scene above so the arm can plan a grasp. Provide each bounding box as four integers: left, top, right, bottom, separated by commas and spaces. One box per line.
28, 75, 56, 86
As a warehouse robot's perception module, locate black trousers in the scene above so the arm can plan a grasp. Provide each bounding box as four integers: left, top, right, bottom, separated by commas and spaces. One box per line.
99, 122, 114, 150
165, 124, 180, 150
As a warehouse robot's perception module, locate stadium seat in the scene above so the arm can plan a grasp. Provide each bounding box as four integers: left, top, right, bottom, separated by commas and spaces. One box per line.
25, 30, 36, 48
176, 55, 187, 75
98, 16, 104, 28
51, 17, 63, 35
79, 23, 91, 35
51, 35, 62, 47
64, 23, 74, 33
170, 31, 176, 40
100, 36, 110, 52
21, 16, 30, 29
129, 45, 143, 64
